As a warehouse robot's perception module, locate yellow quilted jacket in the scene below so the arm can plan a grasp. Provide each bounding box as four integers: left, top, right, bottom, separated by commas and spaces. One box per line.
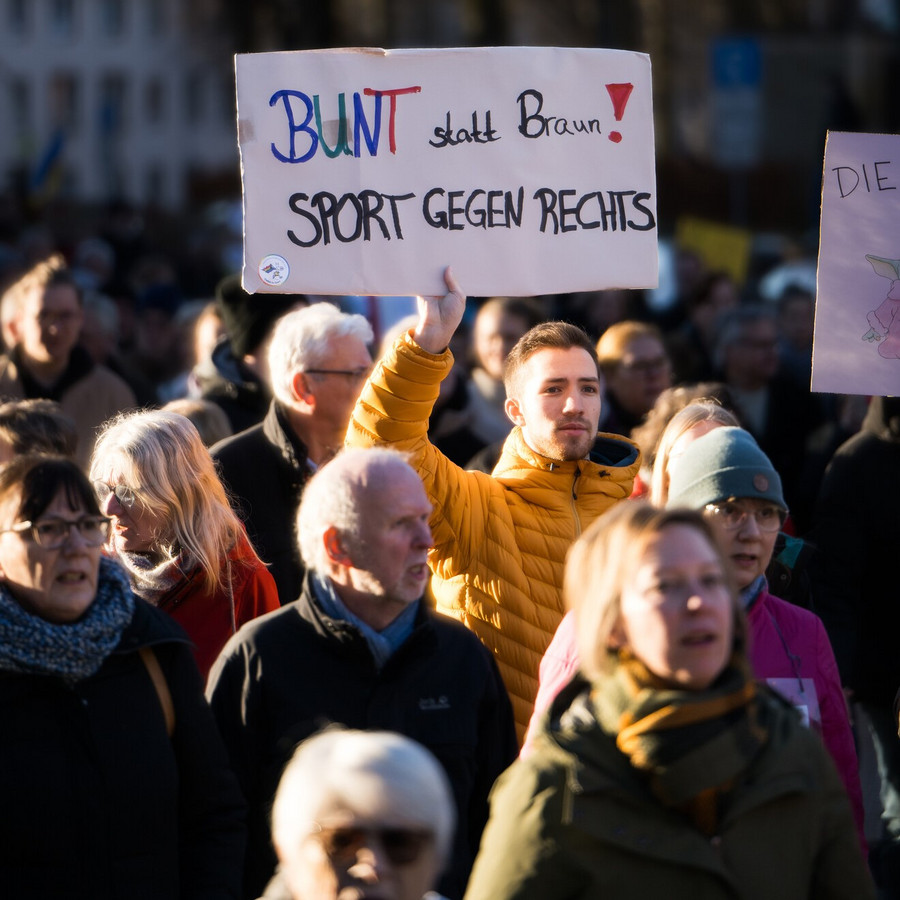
347, 332, 640, 740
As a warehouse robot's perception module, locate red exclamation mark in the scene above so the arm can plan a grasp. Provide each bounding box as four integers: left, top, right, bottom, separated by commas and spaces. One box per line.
606, 83, 634, 143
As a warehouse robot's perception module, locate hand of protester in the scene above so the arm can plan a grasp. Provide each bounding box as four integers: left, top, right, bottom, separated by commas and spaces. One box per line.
413, 266, 466, 354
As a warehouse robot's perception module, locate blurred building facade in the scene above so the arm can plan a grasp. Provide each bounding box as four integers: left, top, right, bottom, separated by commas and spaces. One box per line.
0, 0, 235, 210
0, 0, 897, 230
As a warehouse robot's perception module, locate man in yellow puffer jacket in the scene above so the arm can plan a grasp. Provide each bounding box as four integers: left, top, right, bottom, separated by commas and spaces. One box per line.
346, 269, 640, 739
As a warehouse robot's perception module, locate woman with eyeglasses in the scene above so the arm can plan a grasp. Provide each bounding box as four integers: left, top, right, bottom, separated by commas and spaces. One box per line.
263, 728, 454, 900
666, 425, 866, 851
464, 502, 873, 900
521, 424, 865, 853
0, 454, 245, 898
90, 409, 279, 680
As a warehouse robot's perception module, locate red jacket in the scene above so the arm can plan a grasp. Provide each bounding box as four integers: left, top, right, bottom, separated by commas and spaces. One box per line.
158, 532, 280, 681
524, 589, 867, 853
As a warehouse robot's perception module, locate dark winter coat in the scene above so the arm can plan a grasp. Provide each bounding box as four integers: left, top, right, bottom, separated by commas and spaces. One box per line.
196, 338, 272, 434
0, 600, 246, 900
465, 679, 873, 900
810, 396, 900, 704
211, 400, 311, 606
207, 574, 518, 900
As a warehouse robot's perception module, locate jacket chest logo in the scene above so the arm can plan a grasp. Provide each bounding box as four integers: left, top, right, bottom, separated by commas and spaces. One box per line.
418, 695, 451, 711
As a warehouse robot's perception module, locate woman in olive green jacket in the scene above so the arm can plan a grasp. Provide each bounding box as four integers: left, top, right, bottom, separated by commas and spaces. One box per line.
464, 503, 873, 900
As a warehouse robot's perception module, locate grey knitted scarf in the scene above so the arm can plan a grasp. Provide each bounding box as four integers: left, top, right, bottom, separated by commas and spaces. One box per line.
0, 556, 135, 684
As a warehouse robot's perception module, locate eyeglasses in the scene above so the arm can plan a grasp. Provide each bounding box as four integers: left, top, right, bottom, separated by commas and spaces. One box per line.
703, 501, 785, 533
313, 824, 434, 866
619, 357, 671, 377
36, 310, 81, 328
303, 368, 371, 381
644, 572, 730, 608
93, 481, 138, 509
0, 516, 111, 549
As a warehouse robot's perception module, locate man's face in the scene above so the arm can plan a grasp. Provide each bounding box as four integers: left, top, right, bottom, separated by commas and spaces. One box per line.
282, 800, 440, 900
778, 295, 815, 352
345, 464, 433, 615
505, 346, 602, 461
473, 306, 530, 382
19, 284, 82, 367
605, 335, 672, 418
724, 319, 779, 390
306, 335, 373, 436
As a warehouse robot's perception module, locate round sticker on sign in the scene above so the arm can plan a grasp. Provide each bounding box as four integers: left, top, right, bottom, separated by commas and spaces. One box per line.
258, 255, 290, 286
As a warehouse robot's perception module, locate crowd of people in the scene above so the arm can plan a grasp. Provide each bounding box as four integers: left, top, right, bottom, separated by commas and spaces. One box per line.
0, 217, 894, 899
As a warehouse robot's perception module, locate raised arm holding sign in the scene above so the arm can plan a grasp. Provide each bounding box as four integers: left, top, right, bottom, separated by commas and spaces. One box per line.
346, 267, 641, 740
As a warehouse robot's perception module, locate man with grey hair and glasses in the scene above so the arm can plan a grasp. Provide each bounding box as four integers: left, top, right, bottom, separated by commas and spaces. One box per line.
212, 302, 373, 605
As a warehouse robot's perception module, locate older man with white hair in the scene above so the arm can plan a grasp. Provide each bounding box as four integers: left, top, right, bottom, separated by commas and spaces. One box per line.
265, 728, 455, 900
211, 302, 373, 605
207, 447, 516, 900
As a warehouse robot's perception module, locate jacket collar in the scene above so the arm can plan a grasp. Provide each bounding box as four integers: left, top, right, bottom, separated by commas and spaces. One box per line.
494, 427, 639, 473
541, 672, 816, 821
491, 427, 640, 504
293, 571, 434, 659
532, 675, 815, 885
11, 343, 94, 401
263, 400, 311, 476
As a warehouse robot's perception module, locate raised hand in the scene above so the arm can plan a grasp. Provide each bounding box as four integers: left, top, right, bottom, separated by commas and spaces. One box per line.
413, 266, 467, 354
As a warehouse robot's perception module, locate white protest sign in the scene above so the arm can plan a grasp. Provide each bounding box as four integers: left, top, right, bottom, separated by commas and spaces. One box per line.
236, 46, 657, 297
813, 130, 900, 396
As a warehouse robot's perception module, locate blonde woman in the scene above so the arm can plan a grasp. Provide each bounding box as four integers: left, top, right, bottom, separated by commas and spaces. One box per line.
91, 409, 279, 678
647, 399, 740, 504
465, 503, 873, 900
628, 384, 739, 499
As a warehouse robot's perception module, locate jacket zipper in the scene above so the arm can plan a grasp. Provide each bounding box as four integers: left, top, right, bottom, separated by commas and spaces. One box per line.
571, 466, 582, 537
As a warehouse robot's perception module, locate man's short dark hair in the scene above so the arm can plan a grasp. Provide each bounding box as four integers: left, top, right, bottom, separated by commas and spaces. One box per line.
503, 321, 597, 396
0, 398, 78, 457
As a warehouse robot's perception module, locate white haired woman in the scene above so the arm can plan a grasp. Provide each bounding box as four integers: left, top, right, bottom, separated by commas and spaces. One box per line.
0, 454, 245, 898
464, 501, 873, 900
263, 728, 455, 900
91, 409, 279, 679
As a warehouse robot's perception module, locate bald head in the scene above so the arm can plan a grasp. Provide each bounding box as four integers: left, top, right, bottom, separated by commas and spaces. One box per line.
296, 448, 433, 627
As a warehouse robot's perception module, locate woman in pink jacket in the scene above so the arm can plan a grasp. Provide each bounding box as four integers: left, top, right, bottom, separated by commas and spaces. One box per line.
525, 425, 866, 853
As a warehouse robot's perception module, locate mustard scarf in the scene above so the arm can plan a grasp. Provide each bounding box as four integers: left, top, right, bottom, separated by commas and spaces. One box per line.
591, 652, 768, 835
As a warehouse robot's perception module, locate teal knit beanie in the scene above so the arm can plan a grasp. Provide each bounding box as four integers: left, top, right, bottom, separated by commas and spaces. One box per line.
665, 426, 786, 511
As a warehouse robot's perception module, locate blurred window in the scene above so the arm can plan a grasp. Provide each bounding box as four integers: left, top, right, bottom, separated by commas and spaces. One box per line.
10, 79, 31, 138
99, 73, 128, 136
49, 73, 80, 133
100, 0, 126, 35
146, 0, 166, 35
145, 78, 166, 124
50, 0, 76, 37
8, 0, 30, 34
